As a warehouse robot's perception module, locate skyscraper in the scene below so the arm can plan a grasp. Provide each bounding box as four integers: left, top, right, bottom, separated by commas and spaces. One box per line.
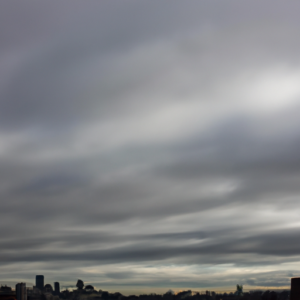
54, 282, 60, 295
291, 277, 300, 300
15, 283, 27, 300
35, 275, 44, 291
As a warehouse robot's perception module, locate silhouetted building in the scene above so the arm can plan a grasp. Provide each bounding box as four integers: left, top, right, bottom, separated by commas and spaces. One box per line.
26, 287, 41, 300
43, 284, 53, 294
15, 283, 26, 300
35, 276, 44, 291
54, 283, 60, 295
0, 288, 11, 293
291, 277, 300, 300
0, 286, 16, 300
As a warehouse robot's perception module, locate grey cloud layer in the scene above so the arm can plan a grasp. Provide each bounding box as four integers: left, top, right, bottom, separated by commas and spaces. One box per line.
1, 0, 300, 292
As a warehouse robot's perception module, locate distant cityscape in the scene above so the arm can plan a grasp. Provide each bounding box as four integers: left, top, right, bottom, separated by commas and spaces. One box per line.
0, 276, 299, 300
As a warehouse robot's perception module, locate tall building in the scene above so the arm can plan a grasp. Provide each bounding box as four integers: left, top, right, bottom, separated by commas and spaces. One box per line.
54, 282, 60, 295
291, 277, 300, 300
35, 275, 44, 291
15, 283, 27, 300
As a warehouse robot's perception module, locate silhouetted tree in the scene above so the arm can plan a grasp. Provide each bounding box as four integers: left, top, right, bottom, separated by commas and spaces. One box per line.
76, 280, 84, 290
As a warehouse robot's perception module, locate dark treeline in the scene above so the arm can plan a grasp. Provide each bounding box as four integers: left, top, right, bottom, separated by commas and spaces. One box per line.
57, 286, 290, 300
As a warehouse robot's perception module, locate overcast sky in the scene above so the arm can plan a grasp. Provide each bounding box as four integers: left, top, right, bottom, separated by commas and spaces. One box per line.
1, 0, 300, 295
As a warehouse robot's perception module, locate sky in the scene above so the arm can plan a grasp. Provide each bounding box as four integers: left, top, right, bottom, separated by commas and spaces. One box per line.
1, 0, 300, 295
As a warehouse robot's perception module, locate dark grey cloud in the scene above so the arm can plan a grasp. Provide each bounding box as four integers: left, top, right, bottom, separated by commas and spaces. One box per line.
1, 0, 300, 294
